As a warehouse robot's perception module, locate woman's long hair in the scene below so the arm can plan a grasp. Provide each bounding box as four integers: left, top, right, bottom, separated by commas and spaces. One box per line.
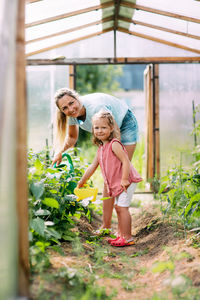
92, 110, 120, 146
54, 87, 79, 151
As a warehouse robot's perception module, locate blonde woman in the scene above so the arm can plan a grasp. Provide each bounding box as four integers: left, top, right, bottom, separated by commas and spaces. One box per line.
52, 87, 139, 234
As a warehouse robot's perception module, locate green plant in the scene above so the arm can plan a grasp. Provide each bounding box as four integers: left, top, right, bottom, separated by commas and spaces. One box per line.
158, 166, 200, 232
28, 148, 93, 272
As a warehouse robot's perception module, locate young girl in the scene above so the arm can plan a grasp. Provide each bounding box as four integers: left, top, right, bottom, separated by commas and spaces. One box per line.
77, 110, 142, 247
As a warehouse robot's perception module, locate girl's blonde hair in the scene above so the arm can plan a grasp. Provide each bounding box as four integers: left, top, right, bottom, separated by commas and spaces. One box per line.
92, 110, 120, 146
54, 87, 80, 151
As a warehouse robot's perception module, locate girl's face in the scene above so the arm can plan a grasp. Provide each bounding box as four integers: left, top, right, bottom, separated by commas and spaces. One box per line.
93, 117, 113, 143
58, 95, 82, 117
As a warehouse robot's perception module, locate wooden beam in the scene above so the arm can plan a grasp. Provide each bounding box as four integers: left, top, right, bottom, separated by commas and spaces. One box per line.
118, 16, 200, 41
26, 16, 113, 44
26, 27, 113, 57
121, 1, 200, 24
154, 64, 160, 178
118, 27, 200, 54
25, 1, 114, 28
26, 56, 200, 65
26, 0, 42, 3
114, 0, 121, 59
115, 57, 200, 63
144, 65, 154, 180
16, 0, 29, 297
69, 65, 76, 90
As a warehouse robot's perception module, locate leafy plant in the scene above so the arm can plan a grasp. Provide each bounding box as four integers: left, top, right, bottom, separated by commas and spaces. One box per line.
28, 148, 93, 271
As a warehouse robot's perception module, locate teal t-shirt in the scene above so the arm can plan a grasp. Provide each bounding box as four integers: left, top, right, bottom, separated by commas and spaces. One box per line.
68, 93, 128, 133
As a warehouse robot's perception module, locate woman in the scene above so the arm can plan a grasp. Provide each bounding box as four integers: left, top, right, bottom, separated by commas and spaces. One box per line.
52, 87, 139, 233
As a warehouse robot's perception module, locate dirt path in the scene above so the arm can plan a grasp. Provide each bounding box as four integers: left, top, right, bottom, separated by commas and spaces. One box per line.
31, 194, 200, 299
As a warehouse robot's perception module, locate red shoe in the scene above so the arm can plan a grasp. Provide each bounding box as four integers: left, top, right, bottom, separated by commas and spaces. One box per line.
111, 237, 135, 247
107, 236, 120, 244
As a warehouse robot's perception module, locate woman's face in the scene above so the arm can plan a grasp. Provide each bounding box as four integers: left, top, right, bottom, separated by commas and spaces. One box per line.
58, 95, 82, 117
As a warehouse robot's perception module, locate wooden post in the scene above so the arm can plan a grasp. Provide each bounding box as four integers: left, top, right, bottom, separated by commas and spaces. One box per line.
154, 64, 160, 178
16, 0, 29, 296
144, 65, 154, 181
144, 64, 160, 189
69, 65, 76, 89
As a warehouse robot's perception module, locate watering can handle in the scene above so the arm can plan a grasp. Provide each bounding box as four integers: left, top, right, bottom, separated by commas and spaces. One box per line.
53, 153, 74, 173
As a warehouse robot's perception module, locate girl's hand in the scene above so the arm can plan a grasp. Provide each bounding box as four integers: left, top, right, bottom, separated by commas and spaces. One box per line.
121, 179, 130, 192
52, 152, 62, 166
77, 179, 86, 188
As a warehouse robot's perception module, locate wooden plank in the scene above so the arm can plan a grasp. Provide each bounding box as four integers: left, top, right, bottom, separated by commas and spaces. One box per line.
26, 27, 113, 57
118, 27, 200, 54
26, 16, 113, 44
154, 64, 160, 178
25, 1, 114, 28
144, 65, 154, 180
114, 0, 121, 59
121, 1, 200, 24
118, 16, 200, 41
26, 0, 42, 3
26, 57, 200, 65
117, 57, 200, 63
69, 65, 75, 89
16, 0, 29, 296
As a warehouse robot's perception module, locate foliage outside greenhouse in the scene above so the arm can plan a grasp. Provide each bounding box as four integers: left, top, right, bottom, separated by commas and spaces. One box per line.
158, 105, 200, 234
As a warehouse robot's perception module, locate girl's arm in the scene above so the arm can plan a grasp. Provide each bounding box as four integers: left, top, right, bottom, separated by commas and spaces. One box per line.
78, 153, 99, 188
112, 141, 130, 191
52, 125, 79, 166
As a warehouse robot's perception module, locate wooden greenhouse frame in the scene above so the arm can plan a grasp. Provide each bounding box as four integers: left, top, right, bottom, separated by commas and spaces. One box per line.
0, 0, 199, 298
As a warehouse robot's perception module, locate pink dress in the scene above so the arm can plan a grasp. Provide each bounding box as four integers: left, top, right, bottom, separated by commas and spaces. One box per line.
97, 139, 142, 197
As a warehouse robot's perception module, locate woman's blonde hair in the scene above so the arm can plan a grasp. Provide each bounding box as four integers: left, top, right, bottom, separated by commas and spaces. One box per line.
92, 110, 120, 146
54, 87, 80, 151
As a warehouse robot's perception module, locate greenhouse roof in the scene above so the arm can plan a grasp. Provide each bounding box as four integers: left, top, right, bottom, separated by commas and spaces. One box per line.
25, 0, 200, 61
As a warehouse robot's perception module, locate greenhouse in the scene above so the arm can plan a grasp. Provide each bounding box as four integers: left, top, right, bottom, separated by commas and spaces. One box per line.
0, 0, 200, 299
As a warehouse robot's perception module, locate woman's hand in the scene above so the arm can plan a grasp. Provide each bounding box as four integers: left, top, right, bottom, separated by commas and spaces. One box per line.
52, 152, 62, 166
121, 179, 130, 192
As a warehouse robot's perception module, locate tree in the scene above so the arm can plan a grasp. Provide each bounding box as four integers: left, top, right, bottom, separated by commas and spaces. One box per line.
76, 64, 122, 94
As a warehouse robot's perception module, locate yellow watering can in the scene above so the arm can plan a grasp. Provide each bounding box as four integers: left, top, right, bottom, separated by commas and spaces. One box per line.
74, 185, 98, 202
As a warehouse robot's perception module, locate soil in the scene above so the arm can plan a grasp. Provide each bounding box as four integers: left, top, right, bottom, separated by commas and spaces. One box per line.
30, 194, 200, 300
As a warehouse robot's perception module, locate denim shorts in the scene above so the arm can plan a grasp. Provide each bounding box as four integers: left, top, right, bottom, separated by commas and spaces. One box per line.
120, 109, 139, 145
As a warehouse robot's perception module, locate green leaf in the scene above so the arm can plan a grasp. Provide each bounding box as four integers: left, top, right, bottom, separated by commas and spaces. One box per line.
35, 209, 50, 216
30, 182, 44, 200
185, 193, 200, 217
45, 228, 61, 240
30, 218, 45, 236
34, 158, 43, 175
35, 241, 50, 252
62, 235, 74, 241
49, 189, 58, 194
42, 197, 59, 209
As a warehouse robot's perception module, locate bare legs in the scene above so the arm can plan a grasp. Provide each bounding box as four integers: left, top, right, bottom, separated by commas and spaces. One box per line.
115, 205, 132, 240
124, 143, 137, 161
102, 185, 114, 229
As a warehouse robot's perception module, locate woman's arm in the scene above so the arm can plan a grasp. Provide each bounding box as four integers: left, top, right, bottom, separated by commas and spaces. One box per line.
112, 141, 130, 191
52, 125, 79, 166
77, 153, 99, 188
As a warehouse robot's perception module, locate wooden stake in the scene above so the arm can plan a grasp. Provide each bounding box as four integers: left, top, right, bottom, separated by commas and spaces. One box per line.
16, 0, 29, 296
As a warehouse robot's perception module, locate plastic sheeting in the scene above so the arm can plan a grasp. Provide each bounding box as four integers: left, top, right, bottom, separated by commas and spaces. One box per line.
25, 0, 200, 58
0, 1, 18, 299
159, 63, 200, 174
